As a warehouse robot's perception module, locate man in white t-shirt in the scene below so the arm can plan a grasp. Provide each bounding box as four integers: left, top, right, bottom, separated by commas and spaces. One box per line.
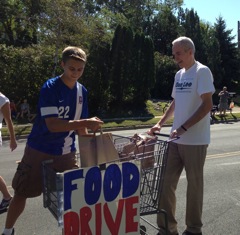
148, 37, 215, 235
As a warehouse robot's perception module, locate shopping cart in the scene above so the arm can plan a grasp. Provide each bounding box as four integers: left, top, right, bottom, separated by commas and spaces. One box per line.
112, 133, 170, 235
42, 133, 172, 235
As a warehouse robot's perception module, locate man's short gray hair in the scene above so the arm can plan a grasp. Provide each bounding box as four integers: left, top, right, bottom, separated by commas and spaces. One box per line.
172, 36, 195, 53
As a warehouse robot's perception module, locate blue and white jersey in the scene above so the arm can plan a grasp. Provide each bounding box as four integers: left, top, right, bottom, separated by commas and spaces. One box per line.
27, 76, 88, 155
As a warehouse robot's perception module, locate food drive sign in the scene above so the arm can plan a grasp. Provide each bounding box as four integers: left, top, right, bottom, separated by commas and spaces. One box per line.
63, 161, 141, 235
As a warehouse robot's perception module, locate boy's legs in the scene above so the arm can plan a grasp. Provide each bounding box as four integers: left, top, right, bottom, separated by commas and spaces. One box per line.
3, 145, 44, 233
3, 145, 77, 233
157, 142, 184, 235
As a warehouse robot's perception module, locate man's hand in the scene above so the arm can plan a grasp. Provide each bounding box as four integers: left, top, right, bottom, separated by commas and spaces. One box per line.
147, 123, 161, 136
170, 126, 186, 139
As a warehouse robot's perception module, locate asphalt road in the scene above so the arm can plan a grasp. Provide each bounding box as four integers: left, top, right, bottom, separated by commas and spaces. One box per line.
0, 122, 240, 234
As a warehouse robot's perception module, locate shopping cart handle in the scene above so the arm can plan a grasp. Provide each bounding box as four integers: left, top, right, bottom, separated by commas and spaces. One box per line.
153, 132, 180, 141
153, 132, 170, 137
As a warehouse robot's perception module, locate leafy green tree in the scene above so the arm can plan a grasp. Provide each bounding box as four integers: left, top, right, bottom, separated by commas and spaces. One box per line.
151, 5, 179, 55
109, 25, 134, 107
81, 37, 112, 116
151, 52, 177, 99
109, 25, 155, 107
0, 44, 56, 108
0, 0, 40, 46
183, 9, 208, 63
202, 26, 222, 88
131, 34, 155, 105
214, 17, 240, 89
1, 0, 240, 117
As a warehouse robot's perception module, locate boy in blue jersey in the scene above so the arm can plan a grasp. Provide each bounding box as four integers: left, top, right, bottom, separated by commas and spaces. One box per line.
2, 46, 103, 235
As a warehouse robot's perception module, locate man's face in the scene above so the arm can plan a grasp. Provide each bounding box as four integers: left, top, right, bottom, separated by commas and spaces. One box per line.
172, 43, 193, 69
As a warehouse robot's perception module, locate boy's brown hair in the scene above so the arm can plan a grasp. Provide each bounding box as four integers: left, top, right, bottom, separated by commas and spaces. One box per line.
62, 46, 87, 63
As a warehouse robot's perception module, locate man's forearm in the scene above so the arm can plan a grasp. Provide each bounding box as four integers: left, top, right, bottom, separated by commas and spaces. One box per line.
157, 100, 175, 127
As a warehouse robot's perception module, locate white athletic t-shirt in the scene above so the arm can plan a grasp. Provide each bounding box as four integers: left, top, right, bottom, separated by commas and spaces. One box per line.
0, 93, 10, 146
171, 61, 215, 145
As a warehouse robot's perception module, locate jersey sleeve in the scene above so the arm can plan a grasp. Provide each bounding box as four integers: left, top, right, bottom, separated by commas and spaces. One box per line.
39, 80, 59, 118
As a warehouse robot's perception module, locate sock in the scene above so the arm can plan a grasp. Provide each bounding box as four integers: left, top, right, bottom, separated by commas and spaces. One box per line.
2, 228, 13, 235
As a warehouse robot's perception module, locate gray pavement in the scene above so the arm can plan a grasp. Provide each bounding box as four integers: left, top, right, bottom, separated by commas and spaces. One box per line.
1, 124, 240, 234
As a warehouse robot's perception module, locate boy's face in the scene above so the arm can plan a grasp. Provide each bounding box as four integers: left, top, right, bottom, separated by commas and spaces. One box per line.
61, 58, 85, 83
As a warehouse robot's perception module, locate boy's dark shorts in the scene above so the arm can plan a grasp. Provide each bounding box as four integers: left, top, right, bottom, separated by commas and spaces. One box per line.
12, 145, 78, 198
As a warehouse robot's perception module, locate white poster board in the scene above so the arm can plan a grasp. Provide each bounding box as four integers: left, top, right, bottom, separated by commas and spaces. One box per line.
63, 160, 141, 235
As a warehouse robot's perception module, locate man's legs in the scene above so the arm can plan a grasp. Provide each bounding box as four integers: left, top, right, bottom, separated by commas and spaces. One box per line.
157, 142, 183, 235
179, 144, 207, 234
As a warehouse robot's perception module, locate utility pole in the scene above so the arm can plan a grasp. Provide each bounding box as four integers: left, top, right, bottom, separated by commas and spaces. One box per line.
238, 21, 240, 49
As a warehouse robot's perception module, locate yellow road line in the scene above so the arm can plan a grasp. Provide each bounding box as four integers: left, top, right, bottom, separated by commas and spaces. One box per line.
207, 151, 240, 159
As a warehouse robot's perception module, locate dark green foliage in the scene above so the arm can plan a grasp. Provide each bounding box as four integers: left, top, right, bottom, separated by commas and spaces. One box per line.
214, 17, 240, 89
0, 45, 56, 110
151, 52, 177, 99
152, 6, 179, 55
82, 41, 112, 117
108, 25, 155, 113
0, 0, 239, 118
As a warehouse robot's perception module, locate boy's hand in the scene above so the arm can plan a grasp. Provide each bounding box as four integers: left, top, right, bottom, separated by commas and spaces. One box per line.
10, 139, 17, 151
84, 117, 104, 132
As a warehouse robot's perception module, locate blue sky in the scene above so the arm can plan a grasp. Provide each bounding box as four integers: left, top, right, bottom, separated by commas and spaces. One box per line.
183, 0, 239, 42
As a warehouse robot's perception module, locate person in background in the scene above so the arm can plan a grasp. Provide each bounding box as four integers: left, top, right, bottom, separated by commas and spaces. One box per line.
218, 86, 229, 116
2, 46, 103, 235
9, 100, 18, 120
0, 92, 17, 214
16, 98, 36, 123
148, 36, 215, 235
19, 99, 30, 119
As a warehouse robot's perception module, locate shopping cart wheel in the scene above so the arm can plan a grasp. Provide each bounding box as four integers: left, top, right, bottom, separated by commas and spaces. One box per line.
140, 225, 146, 235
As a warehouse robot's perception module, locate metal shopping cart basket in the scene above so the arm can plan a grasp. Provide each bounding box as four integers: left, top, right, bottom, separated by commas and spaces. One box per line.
112, 133, 170, 235
42, 133, 172, 235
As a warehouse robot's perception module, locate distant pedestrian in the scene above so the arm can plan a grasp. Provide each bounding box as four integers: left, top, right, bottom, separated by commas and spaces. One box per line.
9, 100, 18, 119
19, 99, 30, 119
218, 86, 229, 116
